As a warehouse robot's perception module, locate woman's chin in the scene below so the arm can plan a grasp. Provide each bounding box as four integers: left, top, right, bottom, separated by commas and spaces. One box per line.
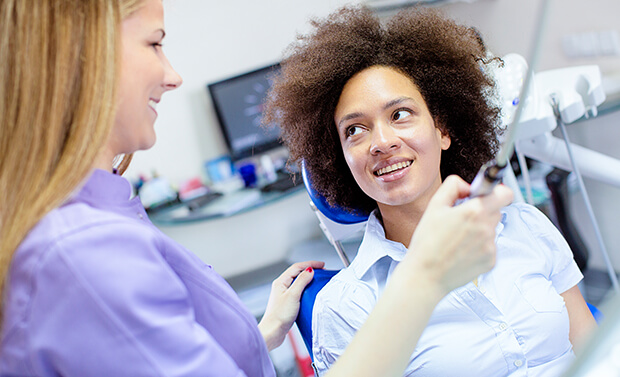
136, 135, 157, 152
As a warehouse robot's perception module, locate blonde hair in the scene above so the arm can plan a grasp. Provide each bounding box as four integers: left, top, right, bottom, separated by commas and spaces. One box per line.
0, 0, 144, 324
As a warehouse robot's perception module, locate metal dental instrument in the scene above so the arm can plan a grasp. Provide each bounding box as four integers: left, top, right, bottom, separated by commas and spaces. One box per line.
469, 0, 551, 198
550, 95, 620, 293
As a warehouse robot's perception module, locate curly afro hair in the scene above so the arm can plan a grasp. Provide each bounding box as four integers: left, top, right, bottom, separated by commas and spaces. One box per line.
263, 6, 502, 214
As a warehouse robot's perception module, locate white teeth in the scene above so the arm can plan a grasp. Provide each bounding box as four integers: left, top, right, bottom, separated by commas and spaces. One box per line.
376, 160, 412, 176
148, 99, 157, 110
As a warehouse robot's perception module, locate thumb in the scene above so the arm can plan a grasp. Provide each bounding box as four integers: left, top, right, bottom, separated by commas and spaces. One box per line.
428, 175, 471, 209
287, 267, 315, 298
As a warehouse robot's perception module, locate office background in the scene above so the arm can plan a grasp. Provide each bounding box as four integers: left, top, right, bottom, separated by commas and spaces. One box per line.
125, 0, 620, 281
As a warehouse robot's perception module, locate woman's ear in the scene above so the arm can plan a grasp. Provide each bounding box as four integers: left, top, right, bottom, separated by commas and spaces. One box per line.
435, 121, 451, 151
433, 116, 451, 151
440, 130, 451, 151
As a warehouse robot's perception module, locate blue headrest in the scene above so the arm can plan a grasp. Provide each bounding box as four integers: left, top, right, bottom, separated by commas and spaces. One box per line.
301, 160, 370, 225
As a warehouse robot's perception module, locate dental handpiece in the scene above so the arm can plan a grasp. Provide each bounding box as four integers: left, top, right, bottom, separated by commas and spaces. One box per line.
469, 159, 507, 198
468, 0, 550, 199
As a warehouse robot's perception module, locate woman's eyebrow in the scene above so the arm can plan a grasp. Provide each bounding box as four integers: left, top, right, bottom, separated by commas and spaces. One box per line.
337, 112, 364, 128
383, 96, 414, 110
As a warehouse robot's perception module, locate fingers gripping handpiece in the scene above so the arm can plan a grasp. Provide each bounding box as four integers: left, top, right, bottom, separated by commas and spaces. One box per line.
469, 160, 506, 198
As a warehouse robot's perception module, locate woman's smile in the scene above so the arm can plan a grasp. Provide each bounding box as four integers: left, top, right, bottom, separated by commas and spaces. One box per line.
373, 159, 413, 177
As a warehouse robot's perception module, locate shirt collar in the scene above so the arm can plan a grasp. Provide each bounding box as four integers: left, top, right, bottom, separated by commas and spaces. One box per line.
350, 208, 508, 280
350, 209, 408, 280
66, 169, 134, 208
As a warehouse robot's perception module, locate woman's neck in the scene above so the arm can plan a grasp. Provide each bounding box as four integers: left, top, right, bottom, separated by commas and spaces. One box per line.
377, 174, 444, 248
377, 202, 426, 248
92, 147, 115, 173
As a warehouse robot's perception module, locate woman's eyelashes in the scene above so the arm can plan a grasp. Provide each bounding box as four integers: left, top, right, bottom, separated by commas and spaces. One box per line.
151, 30, 166, 50
345, 124, 364, 138
392, 108, 413, 122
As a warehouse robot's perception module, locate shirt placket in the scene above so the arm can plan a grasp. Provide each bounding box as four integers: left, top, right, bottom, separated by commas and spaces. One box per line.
454, 284, 528, 376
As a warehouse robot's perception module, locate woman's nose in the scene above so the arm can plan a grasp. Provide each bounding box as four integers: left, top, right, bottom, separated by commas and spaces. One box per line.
162, 55, 183, 90
370, 122, 400, 155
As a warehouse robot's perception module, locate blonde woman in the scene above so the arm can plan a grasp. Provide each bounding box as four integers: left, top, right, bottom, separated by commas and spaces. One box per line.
0, 1, 511, 376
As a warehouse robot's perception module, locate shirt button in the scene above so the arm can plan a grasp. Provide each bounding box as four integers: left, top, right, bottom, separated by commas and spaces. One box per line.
514, 360, 523, 367
499, 322, 508, 331
137, 213, 144, 219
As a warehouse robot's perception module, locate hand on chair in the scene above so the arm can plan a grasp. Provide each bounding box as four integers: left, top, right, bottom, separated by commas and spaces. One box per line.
258, 260, 325, 351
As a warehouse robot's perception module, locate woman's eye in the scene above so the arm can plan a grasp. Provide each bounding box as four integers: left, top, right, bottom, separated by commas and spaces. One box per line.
151, 42, 163, 50
392, 109, 412, 121
346, 125, 363, 137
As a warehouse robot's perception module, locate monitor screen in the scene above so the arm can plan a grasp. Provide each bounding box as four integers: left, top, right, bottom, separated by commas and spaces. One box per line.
207, 63, 282, 161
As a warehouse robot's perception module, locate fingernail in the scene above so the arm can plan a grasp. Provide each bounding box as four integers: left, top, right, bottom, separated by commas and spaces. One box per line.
305, 267, 313, 273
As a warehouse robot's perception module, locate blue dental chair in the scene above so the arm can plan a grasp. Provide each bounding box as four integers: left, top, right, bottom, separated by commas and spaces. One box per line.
295, 162, 369, 359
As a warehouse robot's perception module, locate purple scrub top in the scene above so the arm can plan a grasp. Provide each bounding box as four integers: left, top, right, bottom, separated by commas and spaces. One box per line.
0, 169, 275, 377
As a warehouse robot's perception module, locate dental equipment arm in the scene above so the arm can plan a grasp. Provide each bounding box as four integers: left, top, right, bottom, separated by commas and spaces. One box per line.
514, 63, 615, 188
517, 133, 620, 188
497, 58, 617, 187
469, 0, 551, 198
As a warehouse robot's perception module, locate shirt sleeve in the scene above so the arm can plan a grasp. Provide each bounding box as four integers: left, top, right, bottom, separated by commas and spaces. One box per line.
27, 219, 248, 377
311, 275, 377, 376
516, 203, 583, 294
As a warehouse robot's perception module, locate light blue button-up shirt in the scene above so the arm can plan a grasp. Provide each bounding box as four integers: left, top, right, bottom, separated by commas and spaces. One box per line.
312, 203, 582, 377
1, 169, 275, 377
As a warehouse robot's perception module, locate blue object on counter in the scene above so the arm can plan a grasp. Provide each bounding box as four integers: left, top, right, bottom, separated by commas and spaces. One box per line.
238, 163, 257, 188
205, 156, 235, 183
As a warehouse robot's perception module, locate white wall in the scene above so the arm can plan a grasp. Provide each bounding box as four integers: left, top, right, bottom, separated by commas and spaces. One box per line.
440, 0, 620, 76
156, 191, 322, 278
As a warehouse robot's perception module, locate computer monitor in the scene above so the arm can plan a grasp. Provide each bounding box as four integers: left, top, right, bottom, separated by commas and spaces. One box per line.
207, 63, 282, 161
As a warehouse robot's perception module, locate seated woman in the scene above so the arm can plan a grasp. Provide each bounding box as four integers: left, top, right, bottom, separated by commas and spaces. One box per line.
264, 6, 596, 377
